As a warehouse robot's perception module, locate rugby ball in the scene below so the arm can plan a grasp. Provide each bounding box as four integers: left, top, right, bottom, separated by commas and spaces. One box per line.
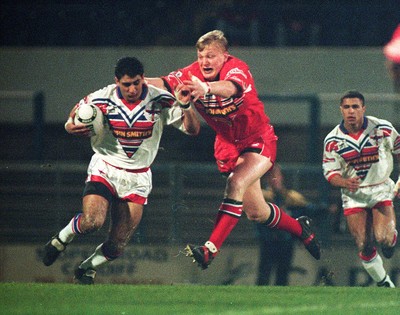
74, 103, 104, 136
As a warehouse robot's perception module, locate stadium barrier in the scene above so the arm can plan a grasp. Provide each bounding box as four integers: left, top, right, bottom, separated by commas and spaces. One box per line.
0, 90, 45, 160
0, 161, 335, 244
1, 242, 400, 286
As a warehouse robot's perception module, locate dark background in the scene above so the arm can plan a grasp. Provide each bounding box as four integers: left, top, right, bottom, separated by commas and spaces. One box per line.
1, 0, 399, 48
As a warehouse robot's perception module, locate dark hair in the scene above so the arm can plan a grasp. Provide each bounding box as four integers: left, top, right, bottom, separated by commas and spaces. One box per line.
114, 57, 144, 79
340, 90, 365, 105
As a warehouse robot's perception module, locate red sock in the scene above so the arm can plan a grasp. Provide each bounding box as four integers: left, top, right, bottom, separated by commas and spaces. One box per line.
209, 198, 242, 249
265, 203, 302, 237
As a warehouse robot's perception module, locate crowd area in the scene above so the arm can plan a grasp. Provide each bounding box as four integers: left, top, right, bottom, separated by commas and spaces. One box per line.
1, 0, 399, 47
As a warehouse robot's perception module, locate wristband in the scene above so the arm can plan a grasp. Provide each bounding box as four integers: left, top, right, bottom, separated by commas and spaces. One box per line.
174, 89, 191, 109
205, 82, 211, 94
199, 81, 210, 94
179, 102, 191, 110
191, 75, 211, 95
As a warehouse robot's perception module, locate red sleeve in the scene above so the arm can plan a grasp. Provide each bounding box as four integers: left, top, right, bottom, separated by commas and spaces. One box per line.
162, 61, 203, 91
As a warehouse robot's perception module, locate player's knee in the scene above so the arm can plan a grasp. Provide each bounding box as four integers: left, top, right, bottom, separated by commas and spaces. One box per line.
374, 231, 391, 246
80, 215, 104, 233
102, 240, 124, 261
226, 175, 246, 196
244, 210, 263, 223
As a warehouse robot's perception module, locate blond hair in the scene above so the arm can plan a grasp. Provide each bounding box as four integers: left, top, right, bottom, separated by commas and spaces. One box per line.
196, 30, 228, 52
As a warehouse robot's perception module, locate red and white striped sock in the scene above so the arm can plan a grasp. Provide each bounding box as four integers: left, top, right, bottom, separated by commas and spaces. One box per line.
208, 198, 242, 250
264, 203, 302, 237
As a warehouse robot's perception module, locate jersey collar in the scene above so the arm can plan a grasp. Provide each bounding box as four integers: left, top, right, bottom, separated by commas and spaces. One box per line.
116, 84, 148, 105
339, 116, 367, 134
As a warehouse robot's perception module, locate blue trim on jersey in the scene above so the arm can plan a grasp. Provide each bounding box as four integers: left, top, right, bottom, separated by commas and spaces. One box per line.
324, 134, 372, 154
339, 116, 368, 134
116, 84, 148, 101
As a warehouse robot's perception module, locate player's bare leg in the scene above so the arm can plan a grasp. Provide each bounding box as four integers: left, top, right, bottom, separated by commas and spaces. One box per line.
42, 194, 109, 266
186, 153, 320, 269
74, 201, 143, 284
347, 210, 395, 288
186, 153, 270, 268
243, 173, 320, 260
372, 205, 397, 259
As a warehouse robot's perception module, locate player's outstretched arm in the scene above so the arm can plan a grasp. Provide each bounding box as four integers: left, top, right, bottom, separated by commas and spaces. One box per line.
184, 74, 238, 101
174, 84, 200, 136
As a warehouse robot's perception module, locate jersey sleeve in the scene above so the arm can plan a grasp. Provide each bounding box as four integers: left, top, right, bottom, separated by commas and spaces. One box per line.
389, 124, 400, 155
220, 59, 253, 97
322, 137, 343, 182
162, 64, 195, 93
155, 90, 186, 131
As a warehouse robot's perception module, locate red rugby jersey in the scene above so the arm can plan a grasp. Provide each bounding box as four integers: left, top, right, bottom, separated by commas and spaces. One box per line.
162, 55, 270, 144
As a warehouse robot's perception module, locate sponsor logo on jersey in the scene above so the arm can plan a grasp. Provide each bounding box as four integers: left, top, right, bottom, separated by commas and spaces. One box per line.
205, 104, 237, 116
226, 67, 247, 79
347, 153, 379, 166
113, 128, 153, 139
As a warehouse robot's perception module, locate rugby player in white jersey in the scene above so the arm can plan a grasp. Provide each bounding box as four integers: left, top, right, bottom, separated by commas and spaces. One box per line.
42, 57, 200, 284
323, 90, 399, 288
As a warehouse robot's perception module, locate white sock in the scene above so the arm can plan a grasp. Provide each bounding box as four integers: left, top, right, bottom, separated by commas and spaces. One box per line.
80, 243, 108, 270
58, 215, 80, 244
361, 253, 387, 282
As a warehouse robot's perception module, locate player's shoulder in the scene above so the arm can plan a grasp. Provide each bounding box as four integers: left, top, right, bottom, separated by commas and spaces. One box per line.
146, 84, 174, 105
324, 125, 342, 142
221, 55, 250, 78
366, 115, 393, 128
146, 84, 173, 97
90, 84, 117, 99
227, 55, 248, 65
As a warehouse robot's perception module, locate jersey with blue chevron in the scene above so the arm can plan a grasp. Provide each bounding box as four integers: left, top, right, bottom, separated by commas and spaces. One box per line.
323, 116, 400, 185
77, 83, 185, 169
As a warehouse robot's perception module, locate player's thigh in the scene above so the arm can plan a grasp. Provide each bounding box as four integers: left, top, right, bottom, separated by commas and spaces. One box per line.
346, 211, 370, 247
227, 153, 272, 198
109, 201, 144, 241
81, 194, 109, 227
372, 205, 397, 242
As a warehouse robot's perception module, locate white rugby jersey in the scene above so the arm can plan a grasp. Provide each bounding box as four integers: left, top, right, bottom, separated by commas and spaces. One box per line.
323, 116, 400, 186
76, 83, 186, 169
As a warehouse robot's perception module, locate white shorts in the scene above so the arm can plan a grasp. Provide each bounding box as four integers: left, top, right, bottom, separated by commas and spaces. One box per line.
341, 178, 395, 215
86, 154, 152, 205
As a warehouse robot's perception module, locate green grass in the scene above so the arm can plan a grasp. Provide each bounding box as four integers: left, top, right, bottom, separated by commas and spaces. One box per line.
1, 282, 399, 315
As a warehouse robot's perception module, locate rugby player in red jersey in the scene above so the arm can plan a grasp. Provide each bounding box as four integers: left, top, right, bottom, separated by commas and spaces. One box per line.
147, 30, 321, 269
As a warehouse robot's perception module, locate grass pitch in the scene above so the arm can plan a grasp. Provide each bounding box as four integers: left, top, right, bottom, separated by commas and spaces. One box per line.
1, 282, 399, 315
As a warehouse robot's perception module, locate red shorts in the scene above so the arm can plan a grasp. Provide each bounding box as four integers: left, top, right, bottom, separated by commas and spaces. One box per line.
214, 124, 278, 174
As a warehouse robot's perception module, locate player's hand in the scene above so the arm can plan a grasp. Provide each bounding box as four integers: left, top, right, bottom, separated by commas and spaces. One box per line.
174, 84, 192, 108
183, 72, 210, 102
64, 117, 92, 137
344, 177, 360, 193
393, 178, 400, 198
